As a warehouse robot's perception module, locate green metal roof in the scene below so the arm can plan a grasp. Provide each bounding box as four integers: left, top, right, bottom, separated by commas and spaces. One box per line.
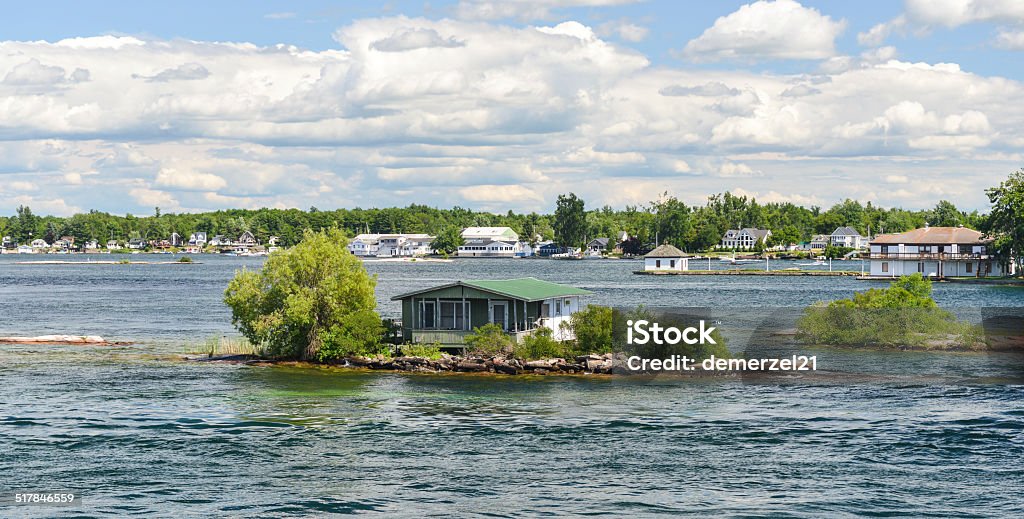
391, 277, 592, 302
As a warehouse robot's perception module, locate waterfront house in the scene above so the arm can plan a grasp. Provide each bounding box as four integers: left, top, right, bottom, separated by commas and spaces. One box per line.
868, 225, 1011, 278
31, 238, 49, 249
720, 228, 772, 249
17, 244, 34, 254
106, 239, 121, 250
348, 233, 435, 257
830, 226, 865, 249
128, 237, 146, 249
810, 234, 829, 252
209, 235, 228, 247
237, 231, 257, 247
379, 234, 434, 257
458, 227, 521, 257
586, 238, 610, 255
391, 277, 592, 348
188, 232, 207, 247
459, 240, 524, 257
644, 244, 688, 272
1, 236, 13, 249
169, 232, 183, 247
348, 234, 380, 256
267, 236, 280, 246
84, 240, 99, 251
537, 242, 571, 257
51, 236, 76, 251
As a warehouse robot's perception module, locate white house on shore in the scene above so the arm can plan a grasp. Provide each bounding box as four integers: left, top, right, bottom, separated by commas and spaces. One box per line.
721, 228, 771, 249
809, 234, 829, 252
458, 227, 522, 257
830, 226, 866, 249
347, 233, 435, 257
644, 243, 688, 272
868, 225, 1011, 278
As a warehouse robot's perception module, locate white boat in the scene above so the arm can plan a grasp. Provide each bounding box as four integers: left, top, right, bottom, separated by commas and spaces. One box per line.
798, 260, 827, 266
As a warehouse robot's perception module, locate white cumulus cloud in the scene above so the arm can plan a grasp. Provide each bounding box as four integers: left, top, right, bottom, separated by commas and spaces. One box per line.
683, 0, 846, 61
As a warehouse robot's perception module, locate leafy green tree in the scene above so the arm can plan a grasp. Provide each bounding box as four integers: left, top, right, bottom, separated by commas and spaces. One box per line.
517, 327, 568, 359
13, 205, 38, 242
983, 169, 1024, 276
651, 193, 691, 249
570, 305, 613, 353
430, 226, 464, 255
927, 200, 963, 227
223, 228, 381, 360
554, 193, 586, 248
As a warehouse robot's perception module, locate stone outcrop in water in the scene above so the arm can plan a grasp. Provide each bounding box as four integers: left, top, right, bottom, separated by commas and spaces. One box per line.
0, 334, 109, 345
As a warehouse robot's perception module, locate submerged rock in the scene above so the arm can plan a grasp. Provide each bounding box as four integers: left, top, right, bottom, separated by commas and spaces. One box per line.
0, 334, 109, 345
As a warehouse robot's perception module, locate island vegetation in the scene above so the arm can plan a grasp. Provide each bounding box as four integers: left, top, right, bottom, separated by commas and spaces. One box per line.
796, 273, 985, 350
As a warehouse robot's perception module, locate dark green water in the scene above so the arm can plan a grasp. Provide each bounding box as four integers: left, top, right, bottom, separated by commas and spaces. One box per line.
1, 256, 1023, 516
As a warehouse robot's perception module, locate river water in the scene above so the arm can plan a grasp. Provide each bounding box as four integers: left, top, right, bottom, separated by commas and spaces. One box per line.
1, 255, 1023, 516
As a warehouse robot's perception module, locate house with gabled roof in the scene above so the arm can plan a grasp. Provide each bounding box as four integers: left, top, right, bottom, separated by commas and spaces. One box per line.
391, 277, 592, 348
721, 227, 772, 249
188, 232, 207, 247
830, 226, 865, 249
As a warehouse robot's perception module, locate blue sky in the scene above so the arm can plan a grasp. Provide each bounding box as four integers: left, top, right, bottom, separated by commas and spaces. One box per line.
4, 1, 1017, 76
1, 0, 1023, 216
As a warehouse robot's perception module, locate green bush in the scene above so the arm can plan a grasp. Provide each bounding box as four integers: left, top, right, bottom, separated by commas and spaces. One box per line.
571, 304, 613, 353
464, 323, 515, 356
316, 309, 389, 361
401, 342, 444, 360
517, 327, 569, 360
797, 273, 983, 348
177, 256, 193, 263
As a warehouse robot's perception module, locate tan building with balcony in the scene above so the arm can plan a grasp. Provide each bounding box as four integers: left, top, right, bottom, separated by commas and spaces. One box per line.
868, 226, 1011, 278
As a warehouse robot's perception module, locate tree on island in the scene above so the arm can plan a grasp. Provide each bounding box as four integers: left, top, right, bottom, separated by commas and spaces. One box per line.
983, 169, 1024, 276
224, 228, 384, 361
430, 226, 464, 256
554, 193, 586, 249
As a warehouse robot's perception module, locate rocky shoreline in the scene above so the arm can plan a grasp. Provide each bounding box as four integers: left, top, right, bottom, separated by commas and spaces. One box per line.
342, 352, 622, 375
194, 352, 624, 375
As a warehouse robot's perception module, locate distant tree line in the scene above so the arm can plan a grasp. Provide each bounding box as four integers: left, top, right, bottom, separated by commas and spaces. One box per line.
0, 192, 986, 252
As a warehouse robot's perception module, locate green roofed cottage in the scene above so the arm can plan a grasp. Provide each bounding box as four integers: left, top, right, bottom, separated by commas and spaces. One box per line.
391, 277, 592, 349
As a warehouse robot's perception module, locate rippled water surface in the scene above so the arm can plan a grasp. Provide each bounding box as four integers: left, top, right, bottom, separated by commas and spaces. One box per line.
1, 255, 1023, 516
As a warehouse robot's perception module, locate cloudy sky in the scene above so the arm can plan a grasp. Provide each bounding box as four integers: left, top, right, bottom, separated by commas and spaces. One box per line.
2, 0, 1023, 216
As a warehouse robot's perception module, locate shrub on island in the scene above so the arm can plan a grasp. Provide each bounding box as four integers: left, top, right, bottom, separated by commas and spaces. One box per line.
796, 273, 985, 349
